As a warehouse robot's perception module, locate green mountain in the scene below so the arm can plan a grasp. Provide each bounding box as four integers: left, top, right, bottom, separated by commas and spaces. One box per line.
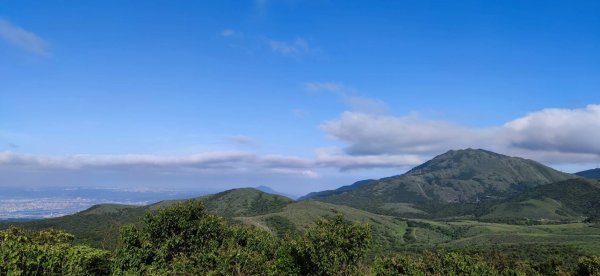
3, 188, 293, 249
197, 187, 293, 217
315, 149, 574, 216
298, 179, 376, 200
576, 168, 600, 179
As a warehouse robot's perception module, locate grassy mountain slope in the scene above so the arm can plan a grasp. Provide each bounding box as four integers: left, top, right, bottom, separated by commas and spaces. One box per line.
576, 168, 600, 179
526, 178, 600, 219
484, 178, 600, 221
481, 198, 582, 222
235, 200, 410, 253
317, 149, 574, 216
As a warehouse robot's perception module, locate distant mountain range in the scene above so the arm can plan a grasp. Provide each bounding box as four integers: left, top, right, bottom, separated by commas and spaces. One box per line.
5, 148, 600, 253
576, 168, 600, 179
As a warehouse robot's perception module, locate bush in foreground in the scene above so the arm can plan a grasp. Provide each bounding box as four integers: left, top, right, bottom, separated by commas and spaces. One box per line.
113, 201, 372, 275
0, 227, 110, 275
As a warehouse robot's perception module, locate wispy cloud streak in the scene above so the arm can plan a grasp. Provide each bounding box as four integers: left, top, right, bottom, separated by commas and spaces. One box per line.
0, 19, 49, 56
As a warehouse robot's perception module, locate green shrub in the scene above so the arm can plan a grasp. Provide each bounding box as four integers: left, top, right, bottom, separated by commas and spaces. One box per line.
0, 227, 110, 275
373, 251, 498, 276
577, 256, 600, 276
373, 255, 425, 276
112, 200, 277, 275
285, 214, 372, 276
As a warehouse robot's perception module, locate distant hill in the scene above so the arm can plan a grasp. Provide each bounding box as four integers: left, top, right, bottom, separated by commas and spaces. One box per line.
575, 168, 600, 179
197, 187, 293, 217
316, 149, 574, 216
298, 179, 376, 200
2, 188, 294, 249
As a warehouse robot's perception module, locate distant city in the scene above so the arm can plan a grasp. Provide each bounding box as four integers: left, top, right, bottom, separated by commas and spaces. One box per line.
0, 187, 210, 220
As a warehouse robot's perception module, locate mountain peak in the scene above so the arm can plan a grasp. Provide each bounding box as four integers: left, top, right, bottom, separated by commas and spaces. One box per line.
436, 148, 506, 159
406, 148, 512, 175
317, 149, 575, 211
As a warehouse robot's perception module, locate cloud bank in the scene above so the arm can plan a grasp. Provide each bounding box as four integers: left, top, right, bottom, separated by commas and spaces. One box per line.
322, 104, 600, 165
3, 105, 599, 174
2, 104, 599, 192
505, 105, 600, 154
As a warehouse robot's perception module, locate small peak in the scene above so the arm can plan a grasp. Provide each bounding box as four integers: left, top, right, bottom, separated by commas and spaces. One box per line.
439, 148, 493, 157
407, 148, 509, 175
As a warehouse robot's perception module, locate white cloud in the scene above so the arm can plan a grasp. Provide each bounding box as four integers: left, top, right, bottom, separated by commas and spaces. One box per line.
0, 151, 255, 170
315, 148, 423, 171
269, 38, 311, 56
505, 105, 600, 154
342, 95, 389, 114
0, 19, 49, 56
261, 155, 313, 168
321, 112, 487, 155
226, 135, 256, 146
304, 82, 344, 93
321, 105, 600, 165
0, 151, 310, 170
304, 82, 389, 114
0, 150, 321, 178
221, 29, 238, 37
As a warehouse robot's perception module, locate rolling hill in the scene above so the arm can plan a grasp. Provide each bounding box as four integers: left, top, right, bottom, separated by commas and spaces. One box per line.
1, 188, 294, 249
312, 149, 574, 217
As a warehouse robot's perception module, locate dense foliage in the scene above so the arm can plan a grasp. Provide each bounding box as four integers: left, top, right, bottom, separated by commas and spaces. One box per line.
0, 227, 110, 275
112, 200, 278, 274
113, 201, 372, 275
3, 201, 600, 275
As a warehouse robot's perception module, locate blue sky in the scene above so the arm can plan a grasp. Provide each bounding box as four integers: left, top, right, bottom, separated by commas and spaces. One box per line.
1, 1, 600, 195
